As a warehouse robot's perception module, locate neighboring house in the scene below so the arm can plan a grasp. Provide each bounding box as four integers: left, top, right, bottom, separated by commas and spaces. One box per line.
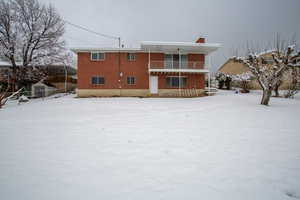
0, 60, 77, 94
44, 65, 77, 92
71, 38, 221, 97
218, 51, 293, 89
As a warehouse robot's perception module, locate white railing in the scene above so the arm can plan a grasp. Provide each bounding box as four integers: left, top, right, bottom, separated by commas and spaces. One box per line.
149, 61, 206, 70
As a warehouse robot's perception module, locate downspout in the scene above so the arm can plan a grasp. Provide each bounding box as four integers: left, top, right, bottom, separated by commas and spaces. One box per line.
118, 37, 121, 96
148, 48, 151, 95
208, 55, 211, 95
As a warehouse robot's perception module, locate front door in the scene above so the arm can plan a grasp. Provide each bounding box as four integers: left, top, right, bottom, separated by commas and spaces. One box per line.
150, 76, 158, 94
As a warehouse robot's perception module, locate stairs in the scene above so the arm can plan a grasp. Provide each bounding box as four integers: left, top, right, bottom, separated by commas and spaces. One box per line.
159, 89, 205, 98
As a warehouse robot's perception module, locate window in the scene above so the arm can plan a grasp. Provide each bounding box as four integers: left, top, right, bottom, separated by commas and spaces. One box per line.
91, 76, 105, 85
164, 54, 188, 69
166, 77, 187, 87
127, 76, 135, 85
91, 52, 105, 61
127, 53, 136, 61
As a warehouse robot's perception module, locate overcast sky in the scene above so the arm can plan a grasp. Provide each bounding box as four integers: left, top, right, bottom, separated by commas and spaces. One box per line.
40, 0, 300, 71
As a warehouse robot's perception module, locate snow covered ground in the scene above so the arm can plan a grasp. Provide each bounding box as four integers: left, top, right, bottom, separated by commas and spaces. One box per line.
0, 91, 300, 200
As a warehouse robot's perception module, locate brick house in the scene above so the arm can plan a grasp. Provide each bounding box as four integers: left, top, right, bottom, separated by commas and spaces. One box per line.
72, 38, 221, 97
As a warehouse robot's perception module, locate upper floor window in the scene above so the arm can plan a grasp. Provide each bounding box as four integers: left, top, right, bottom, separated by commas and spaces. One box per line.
91, 52, 105, 61
91, 76, 105, 85
164, 54, 188, 69
127, 53, 136, 61
127, 76, 135, 85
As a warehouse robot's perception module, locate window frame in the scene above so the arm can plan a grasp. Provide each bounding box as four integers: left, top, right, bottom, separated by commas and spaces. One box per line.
127, 76, 136, 85
166, 76, 187, 88
127, 53, 136, 61
90, 52, 105, 61
91, 76, 105, 85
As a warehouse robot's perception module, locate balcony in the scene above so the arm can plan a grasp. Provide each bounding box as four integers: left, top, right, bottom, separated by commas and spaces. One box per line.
149, 61, 209, 74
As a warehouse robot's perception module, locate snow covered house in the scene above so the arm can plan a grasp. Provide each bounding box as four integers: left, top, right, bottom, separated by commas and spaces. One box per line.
0, 60, 77, 94
218, 51, 293, 90
71, 38, 221, 97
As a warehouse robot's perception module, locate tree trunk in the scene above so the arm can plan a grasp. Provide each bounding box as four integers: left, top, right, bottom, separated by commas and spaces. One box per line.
273, 80, 282, 97
274, 86, 280, 97
11, 66, 17, 92
261, 89, 272, 105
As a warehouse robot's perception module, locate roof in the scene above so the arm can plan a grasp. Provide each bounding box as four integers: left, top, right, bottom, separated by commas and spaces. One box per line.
141, 41, 221, 54
71, 47, 141, 53
71, 40, 221, 55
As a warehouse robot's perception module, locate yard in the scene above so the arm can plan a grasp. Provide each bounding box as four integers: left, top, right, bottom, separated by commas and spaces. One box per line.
0, 91, 300, 200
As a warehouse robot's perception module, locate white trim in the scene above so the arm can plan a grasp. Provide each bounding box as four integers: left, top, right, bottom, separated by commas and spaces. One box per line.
71, 41, 221, 55
90, 52, 105, 61
149, 68, 209, 73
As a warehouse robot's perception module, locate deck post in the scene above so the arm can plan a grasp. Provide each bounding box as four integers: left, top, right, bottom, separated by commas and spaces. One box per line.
208, 55, 211, 95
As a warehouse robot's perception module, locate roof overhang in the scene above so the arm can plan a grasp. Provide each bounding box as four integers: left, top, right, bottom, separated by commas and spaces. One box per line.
71, 41, 221, 54
141, 41, 221, 55
71, 47, 142, 53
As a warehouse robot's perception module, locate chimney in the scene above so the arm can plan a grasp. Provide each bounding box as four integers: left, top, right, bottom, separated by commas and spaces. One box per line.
196, 37, 205, 43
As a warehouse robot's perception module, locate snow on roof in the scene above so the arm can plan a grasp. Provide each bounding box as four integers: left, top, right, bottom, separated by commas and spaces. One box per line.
71, 40, 222, 55
140, 41, 221, 48
0, 60, 11, 66
0, 60, 74, 68
141, 41, 221, 54
71, 47, 142, 53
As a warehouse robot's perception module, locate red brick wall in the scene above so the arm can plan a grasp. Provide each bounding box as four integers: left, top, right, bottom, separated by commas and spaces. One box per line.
77, 52, 205, 90
188, 54, 205, 69
78, 52, 150, 89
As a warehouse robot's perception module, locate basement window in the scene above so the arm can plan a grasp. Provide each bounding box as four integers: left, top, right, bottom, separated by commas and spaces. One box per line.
166, 77, 187, 87
127, 53, 136, 61
91, 52, 105, 61
91, 76, 105, 85
127, 77, 135, 85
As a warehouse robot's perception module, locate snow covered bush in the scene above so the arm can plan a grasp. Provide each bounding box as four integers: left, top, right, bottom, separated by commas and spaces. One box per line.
235, 45, 300, 105
284, 67, 300, 98
232, 72, 255, 93
215, 72, 232, 90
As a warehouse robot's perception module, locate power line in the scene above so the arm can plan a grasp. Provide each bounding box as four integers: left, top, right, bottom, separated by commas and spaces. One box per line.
65, 35, 110, 46
64, 20, 119, 40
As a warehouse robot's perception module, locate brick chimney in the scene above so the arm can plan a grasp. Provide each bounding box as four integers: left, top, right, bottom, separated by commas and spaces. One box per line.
196, 37, 205, 43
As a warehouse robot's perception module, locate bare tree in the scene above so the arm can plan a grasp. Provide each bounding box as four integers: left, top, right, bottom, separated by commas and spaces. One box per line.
0, 0, 65, 91
236, 46, 300, 105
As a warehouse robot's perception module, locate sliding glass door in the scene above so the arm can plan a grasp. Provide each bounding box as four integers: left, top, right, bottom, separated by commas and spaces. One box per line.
164, 54, 188, 69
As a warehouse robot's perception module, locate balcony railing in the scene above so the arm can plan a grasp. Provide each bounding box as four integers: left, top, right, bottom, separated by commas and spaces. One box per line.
149, 61, 206, 69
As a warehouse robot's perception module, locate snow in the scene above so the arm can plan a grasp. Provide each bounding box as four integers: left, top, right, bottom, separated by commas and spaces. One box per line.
0, 91, 300, 200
